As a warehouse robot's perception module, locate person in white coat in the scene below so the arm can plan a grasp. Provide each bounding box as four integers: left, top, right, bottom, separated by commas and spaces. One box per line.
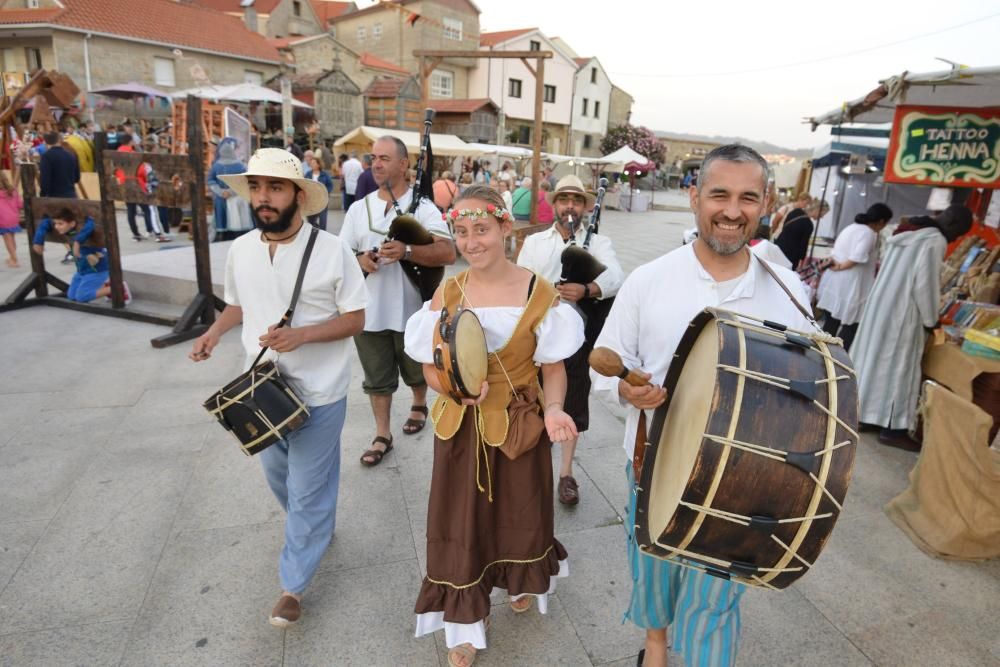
817, 203, 893, 350
851, 205, 973, 450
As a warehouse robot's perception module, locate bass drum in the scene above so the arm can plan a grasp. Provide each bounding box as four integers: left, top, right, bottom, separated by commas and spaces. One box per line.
636, 308, 858, 590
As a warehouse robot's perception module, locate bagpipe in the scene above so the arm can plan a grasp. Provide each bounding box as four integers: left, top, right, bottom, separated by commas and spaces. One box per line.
382, 108, 444, 302
558, 177, 612, 341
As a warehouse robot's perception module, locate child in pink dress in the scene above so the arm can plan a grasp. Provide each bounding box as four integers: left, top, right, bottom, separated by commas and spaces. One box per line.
0, 172, 23, 268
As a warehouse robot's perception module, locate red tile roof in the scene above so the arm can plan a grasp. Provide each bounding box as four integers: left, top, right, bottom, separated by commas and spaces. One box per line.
0, 0, 281, 63
310, 0, 353, 23
359, 52, 410, 76
364, 76, 411, 98
574, 57, 591, 68
479, 28, 535, 47
0, 8, 62, 24
428, 98, 496, 114
187, 0, 282, 13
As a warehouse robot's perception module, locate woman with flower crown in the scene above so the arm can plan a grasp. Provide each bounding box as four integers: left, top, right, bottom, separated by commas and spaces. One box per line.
403, 185, 584, 666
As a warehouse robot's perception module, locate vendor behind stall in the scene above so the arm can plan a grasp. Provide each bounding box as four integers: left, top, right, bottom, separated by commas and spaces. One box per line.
852, 205, 974, 450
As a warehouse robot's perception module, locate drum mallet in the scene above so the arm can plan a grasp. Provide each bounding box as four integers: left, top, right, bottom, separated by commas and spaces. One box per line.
589, 347, 650, 386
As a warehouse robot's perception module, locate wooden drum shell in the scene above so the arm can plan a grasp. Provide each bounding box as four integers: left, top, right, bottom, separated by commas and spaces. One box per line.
636, 309, 857, 589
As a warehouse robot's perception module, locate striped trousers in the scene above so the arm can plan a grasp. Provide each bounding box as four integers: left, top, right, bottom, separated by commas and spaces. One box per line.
624, 463, 744, 667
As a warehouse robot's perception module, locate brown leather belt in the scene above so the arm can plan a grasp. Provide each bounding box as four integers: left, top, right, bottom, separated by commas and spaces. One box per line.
632, 410, 648, 480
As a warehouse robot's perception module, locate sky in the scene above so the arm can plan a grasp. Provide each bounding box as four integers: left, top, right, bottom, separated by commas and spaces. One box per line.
360, 0, 1000, 150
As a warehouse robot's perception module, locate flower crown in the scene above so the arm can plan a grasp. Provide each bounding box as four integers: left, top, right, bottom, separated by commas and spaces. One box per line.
444, 203, 513, 223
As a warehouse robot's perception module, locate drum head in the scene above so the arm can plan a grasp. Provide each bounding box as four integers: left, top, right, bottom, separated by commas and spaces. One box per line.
647, 318, 719, 543
454, 309, 489, 397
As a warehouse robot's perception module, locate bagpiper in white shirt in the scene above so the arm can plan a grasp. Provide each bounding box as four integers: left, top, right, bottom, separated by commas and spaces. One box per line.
516, 174, 624, 506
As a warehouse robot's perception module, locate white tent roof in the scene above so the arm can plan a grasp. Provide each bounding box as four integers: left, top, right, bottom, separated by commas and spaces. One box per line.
466, 143, 535, 160
171, 83, 312, 108
334, 126, 481, 157
594, 145, 654, 171
807, 64, 1000, 127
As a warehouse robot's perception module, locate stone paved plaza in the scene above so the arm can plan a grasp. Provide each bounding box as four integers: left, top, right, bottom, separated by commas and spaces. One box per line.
1, 195, 998, 666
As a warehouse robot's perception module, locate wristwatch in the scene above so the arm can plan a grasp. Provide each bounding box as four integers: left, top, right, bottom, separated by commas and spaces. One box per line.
583, 283, 591, 299
404, 244, 413, 261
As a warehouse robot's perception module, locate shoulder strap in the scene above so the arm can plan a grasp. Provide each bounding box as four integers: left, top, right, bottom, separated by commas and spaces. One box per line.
752, 253, 819, 330
250, 225, 320, 368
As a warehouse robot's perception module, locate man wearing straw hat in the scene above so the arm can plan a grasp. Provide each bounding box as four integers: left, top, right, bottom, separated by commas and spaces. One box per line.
517, 174, 624, 505
189, 147, 368, 628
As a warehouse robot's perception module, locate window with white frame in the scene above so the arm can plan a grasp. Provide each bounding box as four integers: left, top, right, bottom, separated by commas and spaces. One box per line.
356, 26, 366, 42
594, 100, 601, 118
24, 47, 41, 72
431, 70, 454, 98
372, 22, 382, 40
244, 70, 263, 85
581, 98, 589, 116
590, 67, 597, 83
529, 40, 540, 51
153, 56, 176, 87
508, 78, 522, 98
1, 48, 14, 71
443, 17, 462, 41
543, 84, 555, 103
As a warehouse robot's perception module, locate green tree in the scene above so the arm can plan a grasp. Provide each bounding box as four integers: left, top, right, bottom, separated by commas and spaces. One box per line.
600, 123, 666, 165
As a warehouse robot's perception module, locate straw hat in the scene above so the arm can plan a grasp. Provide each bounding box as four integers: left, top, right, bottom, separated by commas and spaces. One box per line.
546, 174, 596, 208
220, 148, 330, 217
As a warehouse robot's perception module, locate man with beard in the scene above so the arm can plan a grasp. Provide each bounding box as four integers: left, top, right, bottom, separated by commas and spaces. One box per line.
189, 148, 368, 628
339, 136, 455, 466
516, 174, 624, 505
592, 145, 812, 667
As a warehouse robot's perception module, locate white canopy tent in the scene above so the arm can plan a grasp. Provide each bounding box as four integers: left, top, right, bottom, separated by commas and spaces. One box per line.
171, 83, 313, 108
334, 126, 481, 158
466, 143, 535, 160
807, 64, 1000, 127
595, 145, 654, 171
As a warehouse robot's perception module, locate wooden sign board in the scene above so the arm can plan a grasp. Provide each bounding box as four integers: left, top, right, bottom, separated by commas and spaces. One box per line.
101, 151, 197, 207
886, 105, 1000, 188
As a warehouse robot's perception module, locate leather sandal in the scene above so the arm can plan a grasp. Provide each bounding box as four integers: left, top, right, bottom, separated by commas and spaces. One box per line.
360, 435, 393, 466
558, 475, 580, 505
447, 616, 489, 667
402, 404, 429, 435
510, 595, 533, 613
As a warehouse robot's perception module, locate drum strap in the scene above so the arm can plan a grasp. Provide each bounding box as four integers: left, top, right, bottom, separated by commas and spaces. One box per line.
753, 254, 822, 331
249, 225, 320, 369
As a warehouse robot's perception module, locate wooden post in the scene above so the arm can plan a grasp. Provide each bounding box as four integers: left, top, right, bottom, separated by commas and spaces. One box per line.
94, 131, 125, 308
530, 55, 545, 225
187, 95, 214, 323
18, 163, 46, 297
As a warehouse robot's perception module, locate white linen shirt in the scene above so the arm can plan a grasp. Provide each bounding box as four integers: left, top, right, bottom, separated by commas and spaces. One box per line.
591, 243, 813, 461
341, 158, 363, 195
224, 227, 368, 407
817, 223, 878, 325
516, 223, 624, 299
339, 190, 452, 332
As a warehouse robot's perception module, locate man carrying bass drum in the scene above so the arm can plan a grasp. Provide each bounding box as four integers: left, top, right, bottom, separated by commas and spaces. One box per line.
592, 145, 811, 667
517, 175, 624, 506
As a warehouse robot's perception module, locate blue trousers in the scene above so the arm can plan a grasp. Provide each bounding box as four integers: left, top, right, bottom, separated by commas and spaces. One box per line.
624, 463, 744, 667
260, 398, 346, 594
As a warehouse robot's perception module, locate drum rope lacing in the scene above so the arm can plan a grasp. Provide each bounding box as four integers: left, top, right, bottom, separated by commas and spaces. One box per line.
453, 274, 521, 503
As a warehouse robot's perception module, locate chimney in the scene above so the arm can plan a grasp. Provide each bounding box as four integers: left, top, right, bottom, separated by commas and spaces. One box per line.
242, 0, 258, 32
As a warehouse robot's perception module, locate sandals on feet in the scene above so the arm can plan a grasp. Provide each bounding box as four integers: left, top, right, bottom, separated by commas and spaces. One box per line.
360, 435, 393, 466
510, 595, 533, 613
447, 617, 489, 667
402, 404, 428, 435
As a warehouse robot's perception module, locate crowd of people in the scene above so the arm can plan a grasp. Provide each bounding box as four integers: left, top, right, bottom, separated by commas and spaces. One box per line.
4, 120, 981, 665
187, 138, 971, 667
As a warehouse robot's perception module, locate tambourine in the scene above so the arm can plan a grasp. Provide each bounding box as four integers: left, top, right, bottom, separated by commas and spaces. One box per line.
432, 306, 489, 403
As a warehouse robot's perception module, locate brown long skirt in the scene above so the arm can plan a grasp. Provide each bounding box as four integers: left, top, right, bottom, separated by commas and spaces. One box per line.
415, 410, 568, 624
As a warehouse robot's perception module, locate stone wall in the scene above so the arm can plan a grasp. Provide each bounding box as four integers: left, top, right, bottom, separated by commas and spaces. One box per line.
51, 31, 280, 93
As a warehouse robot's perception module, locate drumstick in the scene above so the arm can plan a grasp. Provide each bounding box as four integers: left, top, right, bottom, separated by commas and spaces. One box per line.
589, 347, 650, 387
